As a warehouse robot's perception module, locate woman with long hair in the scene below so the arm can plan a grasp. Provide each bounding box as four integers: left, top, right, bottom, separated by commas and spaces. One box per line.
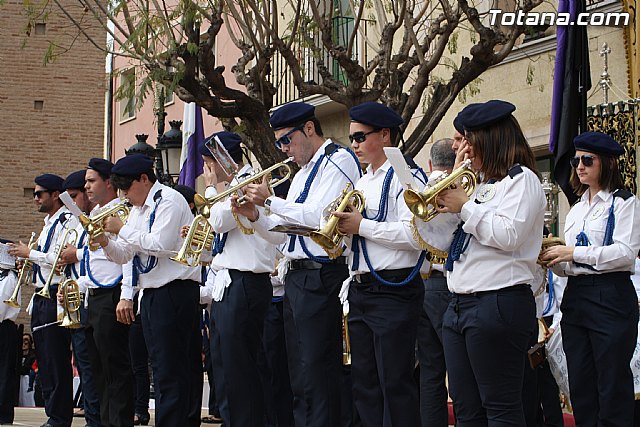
542, 131, 640, 426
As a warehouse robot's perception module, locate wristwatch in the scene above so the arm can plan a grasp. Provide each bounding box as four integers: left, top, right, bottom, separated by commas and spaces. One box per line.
264, 196, 273, 216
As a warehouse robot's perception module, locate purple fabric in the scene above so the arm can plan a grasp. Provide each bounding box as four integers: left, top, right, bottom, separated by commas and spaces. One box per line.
178, 105, 205, 188
549, 0, 570, 153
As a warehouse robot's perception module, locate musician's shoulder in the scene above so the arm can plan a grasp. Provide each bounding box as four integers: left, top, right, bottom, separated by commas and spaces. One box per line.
507, 164, 523, 179
613, 189, 633, 200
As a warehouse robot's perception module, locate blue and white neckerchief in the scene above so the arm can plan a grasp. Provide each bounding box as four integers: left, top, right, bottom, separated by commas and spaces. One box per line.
445, 179, 497, 272
132, 190, 162, 287
33, 214, 65, 285
574, 195, 616, 271
351, 167, 426, 286
542, 270, 555, 316
211, 171, 252, 256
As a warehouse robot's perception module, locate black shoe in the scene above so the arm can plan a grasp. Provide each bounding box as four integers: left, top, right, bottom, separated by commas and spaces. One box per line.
201, 415, 223, 424
134, 412, 150, 425
40, 423, 54, 427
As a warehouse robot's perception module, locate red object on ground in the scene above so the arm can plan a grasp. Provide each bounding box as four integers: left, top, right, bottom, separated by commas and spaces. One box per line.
446, 402, 576, 426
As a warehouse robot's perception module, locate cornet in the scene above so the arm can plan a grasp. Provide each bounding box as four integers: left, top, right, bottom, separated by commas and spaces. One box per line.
170, 216, 214, 267
310, 183, 365, 259
59, 278, 82, 328
404, 159, 477, 222
3, 232, 36, 308
36, 228, 79, 299
79, 200, 130, 250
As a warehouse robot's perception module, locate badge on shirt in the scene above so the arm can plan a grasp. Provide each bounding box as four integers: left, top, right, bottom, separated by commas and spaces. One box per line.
590, 204, 606, 221
475, 184, 496, 203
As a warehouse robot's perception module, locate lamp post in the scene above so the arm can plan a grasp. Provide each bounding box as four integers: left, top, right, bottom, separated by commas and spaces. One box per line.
541, 171, 560, 234
125, 133, 156, 158
156, 120, 183, 186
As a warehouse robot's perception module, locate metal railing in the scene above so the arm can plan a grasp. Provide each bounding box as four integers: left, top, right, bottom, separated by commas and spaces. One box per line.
270, 16, 374, 106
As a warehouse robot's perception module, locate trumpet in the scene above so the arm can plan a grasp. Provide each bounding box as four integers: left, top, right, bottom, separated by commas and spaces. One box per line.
59, 278, 82, 328
309, 183, 365, 259
170, 216, 214, 266
79, 200, 130, 251
3, 232, 37, 308
36, 228, 79, 299
404, 159, 477, 222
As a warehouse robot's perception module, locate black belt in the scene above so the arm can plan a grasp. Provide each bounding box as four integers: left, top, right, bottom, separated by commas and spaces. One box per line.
289, 257, 346, 271
456, 283, 530, 297
570, 271, 631, 286
88, 284, 121, 296
354, 267, 415, 284
429, 270, 445, 278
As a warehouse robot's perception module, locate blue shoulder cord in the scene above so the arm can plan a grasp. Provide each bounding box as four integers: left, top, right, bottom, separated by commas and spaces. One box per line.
351, 167, 426, 286
574, 196, 616, 271
69, 230, 86, 279
542, 270, 555, 316
33, 215, 63, 285
82, 239, 123, 288
132, 192, 162, 287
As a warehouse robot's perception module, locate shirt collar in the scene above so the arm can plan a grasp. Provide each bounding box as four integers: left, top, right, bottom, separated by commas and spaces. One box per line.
44, 206, 68, 225
305, 139, 333, 170
143, 181, 165, 209
365, 159, 392, 176
581, 188, 612, 204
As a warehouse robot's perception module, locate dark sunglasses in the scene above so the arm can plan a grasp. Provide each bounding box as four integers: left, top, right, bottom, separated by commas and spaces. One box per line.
274, 126, 303, 149
570, 155, 596, 168
33, 190, 52, 199
348, 129, 381, 144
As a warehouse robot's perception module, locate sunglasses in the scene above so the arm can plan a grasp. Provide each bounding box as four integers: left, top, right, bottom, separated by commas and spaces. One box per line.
274, 126, 303, 149
33, 190, 52, 199
348, 129, 381, 144
570, 155, 596, 168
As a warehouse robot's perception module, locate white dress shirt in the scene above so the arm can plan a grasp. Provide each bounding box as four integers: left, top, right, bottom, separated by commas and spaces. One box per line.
551, 189, 640, 277
103, 181, 200, 289
77, 198, 132, 299
0, 269, 19, 322
252, 140, 362, 260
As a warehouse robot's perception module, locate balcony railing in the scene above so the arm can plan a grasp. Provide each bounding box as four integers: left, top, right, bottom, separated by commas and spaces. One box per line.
270, 16, 374, 107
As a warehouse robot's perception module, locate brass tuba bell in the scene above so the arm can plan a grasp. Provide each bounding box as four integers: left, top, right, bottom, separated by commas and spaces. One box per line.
309, 183, 365, 259
404, 159, 477, 222
60, 278, 82, 328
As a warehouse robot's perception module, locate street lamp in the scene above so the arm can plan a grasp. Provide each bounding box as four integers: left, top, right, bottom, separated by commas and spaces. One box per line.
125, 134, 156, 158
156, 120, 183, 186
541, 171, 560, 231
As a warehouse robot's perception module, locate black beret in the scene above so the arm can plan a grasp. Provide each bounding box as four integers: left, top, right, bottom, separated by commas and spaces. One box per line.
349, 102, 404, 129
573, 131, 624, 157
269, 102, 315, 130
461, 100, 516, 131
88, 158, 114, 177
453, 103, 480, 133
0, 238, 13, 244
174, 185, 197, 205
200, 131, 242, 158
35, 174, 64, 192
111, 154, 154, 177
62, 170, 87, 191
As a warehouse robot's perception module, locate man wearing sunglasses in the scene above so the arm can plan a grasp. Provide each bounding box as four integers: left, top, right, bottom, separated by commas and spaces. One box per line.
238, 102, 362, 427
9, 174, 77, 427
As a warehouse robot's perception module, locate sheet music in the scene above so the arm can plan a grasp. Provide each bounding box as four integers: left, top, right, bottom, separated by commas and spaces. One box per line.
0, 243, 16, 269
383, 147, 418, 191
59, 191, 84, 218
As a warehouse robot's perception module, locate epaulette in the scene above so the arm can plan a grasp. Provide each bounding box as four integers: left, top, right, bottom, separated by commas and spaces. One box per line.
324, 142, 339, 157
508, 164, 523, 178
613, 189, 633, 200
153, 190, 163, 202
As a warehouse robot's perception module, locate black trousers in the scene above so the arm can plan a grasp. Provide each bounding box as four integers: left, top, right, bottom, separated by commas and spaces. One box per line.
86, 286, 134, 427
32, 292, 73, 427
128, 309, 150, 417
443, 285, 536, 427
349, 273, 423, 427
561, 272, 638, 427
284, 263, 346, 427
211, 269, 271, 427
0, 319, 18, 424
416, 274, 450, 427
141, 279, 202, 427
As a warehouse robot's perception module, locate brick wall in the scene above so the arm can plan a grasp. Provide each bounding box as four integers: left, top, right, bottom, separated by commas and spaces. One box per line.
0, 0, 105, 328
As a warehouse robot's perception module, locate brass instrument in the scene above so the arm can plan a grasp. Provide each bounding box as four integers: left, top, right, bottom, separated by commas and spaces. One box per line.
36, 228, 79, 299
404, 159, 477, 221
80, 200, 130, 251
3, 232, 37, 308
309, 183, 365, 259
59, 278, 82, 328
170, 215, 214, 266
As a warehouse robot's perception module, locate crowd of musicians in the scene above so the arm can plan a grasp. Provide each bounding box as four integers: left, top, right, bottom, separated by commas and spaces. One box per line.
0, 99, 639, 427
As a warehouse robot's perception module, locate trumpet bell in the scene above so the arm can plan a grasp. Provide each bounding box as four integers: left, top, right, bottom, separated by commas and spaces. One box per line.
2, 297, 20, 309
309, 230, 344, 259
60, 279, 82, 329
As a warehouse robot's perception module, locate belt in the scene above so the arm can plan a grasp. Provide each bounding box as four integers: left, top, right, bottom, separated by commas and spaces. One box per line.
289, 257, 346, 271
354, 267, 415, 284
570, 271, 631, 286
421, 270, 445, 280
456, 283, 530, 297
88, 284, 121, 296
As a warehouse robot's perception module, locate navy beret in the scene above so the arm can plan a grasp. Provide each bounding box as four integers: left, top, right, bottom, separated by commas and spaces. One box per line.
200, 131, 243, 158
35, 174, 64, 192
62, 170, 87, 191
574, 131, 624, 156
269, 102, 315, 130
349, 102, 404, 129
111, 154, 155, 176
174, 185, 197, 205
461, 100, 516, 131
88, 158, 114, 177
0, 238, 13, 244
453, 103, 480, 133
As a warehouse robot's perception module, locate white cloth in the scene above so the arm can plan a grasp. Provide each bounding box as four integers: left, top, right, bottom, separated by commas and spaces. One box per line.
551, 189, 640, 277
416, 166, 546, 294
102, 181, 200, 289
347, 160, 422, 274
212, 269, 231, 302
200, 266, 215, 306
252, 140, 362, 260
206, 164, 278, 274
0, 269, 19, 322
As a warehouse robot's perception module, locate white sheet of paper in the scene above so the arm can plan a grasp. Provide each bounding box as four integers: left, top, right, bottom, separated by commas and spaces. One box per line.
0, 243, 16, 269
59, 191, 84, 218
383, 147, 418, 191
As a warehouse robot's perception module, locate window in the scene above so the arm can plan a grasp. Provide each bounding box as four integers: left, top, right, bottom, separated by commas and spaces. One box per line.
119, 68, 136, 121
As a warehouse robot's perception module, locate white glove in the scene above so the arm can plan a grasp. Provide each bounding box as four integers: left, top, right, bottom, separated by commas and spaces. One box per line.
339, 276, 351, 305
212, 269, 232, 302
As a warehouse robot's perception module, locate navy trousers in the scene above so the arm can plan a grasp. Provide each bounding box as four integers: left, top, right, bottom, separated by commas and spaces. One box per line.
128, 309, 150, 418
284, 263, 346, 427
443, 285, 536, 427
561, 272, 638, 427
211, 269, 271, 427
141, 279, 202, 427
32, 292, 73, 427
349, 272, 424, 427
0, 319, 18, 424
416, 272, 450, 427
